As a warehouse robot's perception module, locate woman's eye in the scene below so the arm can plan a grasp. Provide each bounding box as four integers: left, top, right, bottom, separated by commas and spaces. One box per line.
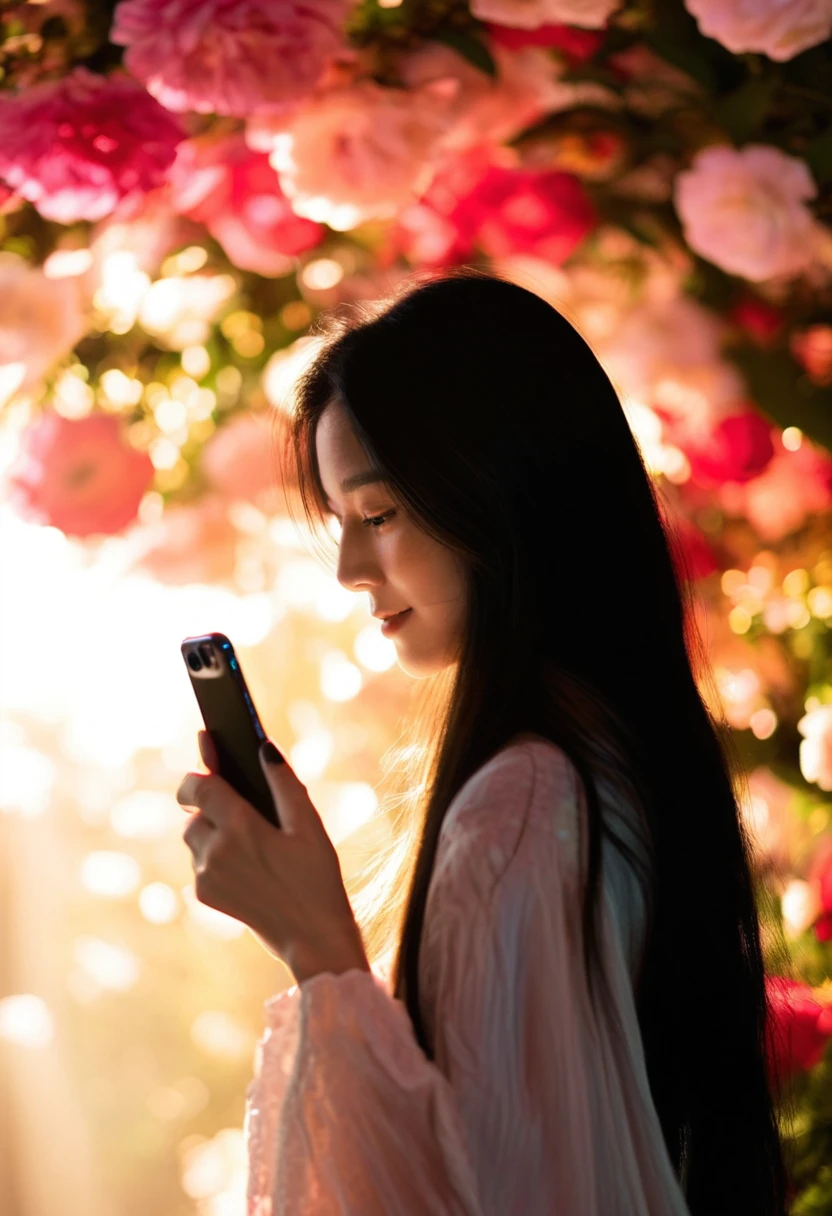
362, 510, 396, 529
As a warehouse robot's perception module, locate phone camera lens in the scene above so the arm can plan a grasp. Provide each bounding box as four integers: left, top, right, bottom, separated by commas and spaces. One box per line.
187, 651, 203, 671
199, 643, 215, 667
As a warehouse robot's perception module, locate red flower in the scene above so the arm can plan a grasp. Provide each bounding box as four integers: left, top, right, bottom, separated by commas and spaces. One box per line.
809, 836, 832, 943
685, 410, 775, 488
461, 164, 598, 264
5, 412, 154, 538
484, 21, 604, 62
729, 297, 784, 346
669, 515, 718, 582
765, 975, 832, 1091
168, 135, 324, 275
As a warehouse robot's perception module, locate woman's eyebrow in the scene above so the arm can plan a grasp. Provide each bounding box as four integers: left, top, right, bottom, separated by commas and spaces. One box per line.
324, 470, 386, 507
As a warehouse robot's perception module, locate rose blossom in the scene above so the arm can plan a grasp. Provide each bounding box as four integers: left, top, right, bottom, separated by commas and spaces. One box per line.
461, 164, 597, 264
0, 253, 87, 408
0, 66, 185, 224
4, 412, 154, 538
471, 0, 620, 30
263, 78, 458, 230
111, 0, 352, 116
683, 409, 775, 488
685, 0, 832, 62
765, 975, 832, 1090
167, 135, 324, 275
674, 144, 818, 283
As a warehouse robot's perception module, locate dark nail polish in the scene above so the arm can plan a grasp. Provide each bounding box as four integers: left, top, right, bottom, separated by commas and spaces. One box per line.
262, 741, 284, 765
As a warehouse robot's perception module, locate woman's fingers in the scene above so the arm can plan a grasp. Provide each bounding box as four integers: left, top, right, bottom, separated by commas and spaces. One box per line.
198, 730, 219, 773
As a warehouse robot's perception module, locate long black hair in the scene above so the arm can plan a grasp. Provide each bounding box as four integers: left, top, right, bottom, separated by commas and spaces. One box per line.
278, 266, 790, 1214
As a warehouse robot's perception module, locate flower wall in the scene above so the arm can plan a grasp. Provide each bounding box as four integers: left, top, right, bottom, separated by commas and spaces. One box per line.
0, 0, 831, 1213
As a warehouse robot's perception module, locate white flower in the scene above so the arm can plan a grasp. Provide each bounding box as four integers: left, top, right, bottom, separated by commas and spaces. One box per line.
797, 704, 832, 792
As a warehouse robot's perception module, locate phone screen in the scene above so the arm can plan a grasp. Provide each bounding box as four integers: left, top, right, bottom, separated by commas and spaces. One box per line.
181, 632, 282, 828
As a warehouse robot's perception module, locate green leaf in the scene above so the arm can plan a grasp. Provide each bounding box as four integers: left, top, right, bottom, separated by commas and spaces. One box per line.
807, 125, 832, 186
431, 28, 496, 78
713, 72, 779, 144
730, 345, 832, 453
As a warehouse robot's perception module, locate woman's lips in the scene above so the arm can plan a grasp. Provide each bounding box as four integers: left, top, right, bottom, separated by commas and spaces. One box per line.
380, 608, 412, 636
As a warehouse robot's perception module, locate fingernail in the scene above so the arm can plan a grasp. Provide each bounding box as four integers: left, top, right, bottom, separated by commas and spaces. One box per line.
261, 741, 284, 765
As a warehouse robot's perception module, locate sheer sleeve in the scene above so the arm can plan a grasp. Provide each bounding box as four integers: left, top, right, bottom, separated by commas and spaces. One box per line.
243, 741, 691, 1216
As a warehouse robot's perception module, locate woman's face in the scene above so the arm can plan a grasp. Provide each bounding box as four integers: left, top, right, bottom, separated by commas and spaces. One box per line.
315, 401, 467, 678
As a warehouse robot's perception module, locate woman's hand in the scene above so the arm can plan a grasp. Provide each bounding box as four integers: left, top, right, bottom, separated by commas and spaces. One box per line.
176, 732, 370, 984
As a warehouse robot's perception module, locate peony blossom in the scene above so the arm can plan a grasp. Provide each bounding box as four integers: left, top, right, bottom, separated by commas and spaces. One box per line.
718, 441, 832, 542
263, 78, 458, 230
397, 40, 618, 158
0, 66, 184, 224
167, 135, 324, 275
0, 253, 88, 408
111, 0, 352, 116
674, 144, 818, 283
4, 412, 154, 538
685, 0, 832, 62
200, 411, 280, 508
470, 0, 620, 30
797, 704, 832, 793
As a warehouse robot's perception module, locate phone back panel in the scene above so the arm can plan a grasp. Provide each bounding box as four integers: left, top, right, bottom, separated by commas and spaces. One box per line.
181, 632, 281, 828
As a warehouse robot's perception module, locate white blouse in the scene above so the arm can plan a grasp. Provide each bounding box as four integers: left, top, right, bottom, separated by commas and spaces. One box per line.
244, 737, 692, 1215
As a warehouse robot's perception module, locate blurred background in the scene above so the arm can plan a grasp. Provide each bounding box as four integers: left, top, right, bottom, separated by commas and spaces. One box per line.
1, 0, 831, 1212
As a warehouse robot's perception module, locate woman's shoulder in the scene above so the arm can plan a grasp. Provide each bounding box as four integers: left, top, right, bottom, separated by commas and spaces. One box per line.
438, 733, 580, 869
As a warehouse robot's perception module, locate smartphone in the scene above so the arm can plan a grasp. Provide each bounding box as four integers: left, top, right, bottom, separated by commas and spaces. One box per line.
181, 632, 282, 828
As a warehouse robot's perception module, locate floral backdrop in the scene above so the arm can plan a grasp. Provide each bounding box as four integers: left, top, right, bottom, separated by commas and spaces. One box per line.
0, 0, 831, 1213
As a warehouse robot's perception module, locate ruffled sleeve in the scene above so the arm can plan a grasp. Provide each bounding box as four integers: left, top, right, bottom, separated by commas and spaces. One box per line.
244, 741, 692, 1216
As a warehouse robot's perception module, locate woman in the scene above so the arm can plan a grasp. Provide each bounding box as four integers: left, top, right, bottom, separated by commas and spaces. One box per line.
183, 268, 789, 1214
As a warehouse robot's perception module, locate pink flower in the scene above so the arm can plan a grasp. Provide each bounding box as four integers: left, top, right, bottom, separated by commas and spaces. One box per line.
674, 145, 818, 283
200, 411, 280, 508
484, 20, 603, 59
0, 66, 185, 224
683, 410, 776, 488
718, 440, 832, 542
168, 135, 324, 275
685, 0, 832, 62
130, 495, 239, 585
262, 78, 457, 230
765, 975, 832, 1091
470, 0, 620, 30
389, 145, 597, 268
4, 412, 154, 538
397, 39, 617, 156
111, 0, 352, 116
0, 253, 87, 407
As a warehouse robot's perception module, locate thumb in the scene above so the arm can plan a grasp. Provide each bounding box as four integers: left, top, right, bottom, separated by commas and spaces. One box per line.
259, 740, 314, 834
